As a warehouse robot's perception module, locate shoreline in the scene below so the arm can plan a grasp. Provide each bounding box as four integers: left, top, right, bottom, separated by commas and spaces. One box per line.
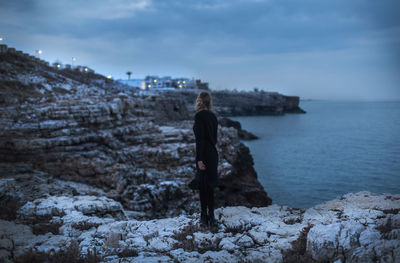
229, 102, 400, 209
0, 45, 399, 262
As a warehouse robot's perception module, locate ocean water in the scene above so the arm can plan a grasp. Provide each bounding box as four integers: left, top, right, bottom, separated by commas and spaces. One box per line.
230, 101, 400, 208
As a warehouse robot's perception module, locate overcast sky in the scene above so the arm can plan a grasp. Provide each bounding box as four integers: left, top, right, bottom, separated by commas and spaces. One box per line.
1, 0, 399, 100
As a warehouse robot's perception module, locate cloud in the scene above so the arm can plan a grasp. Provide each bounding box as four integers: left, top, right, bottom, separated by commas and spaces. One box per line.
69, 0, 153, 20
0, 0, 399, 99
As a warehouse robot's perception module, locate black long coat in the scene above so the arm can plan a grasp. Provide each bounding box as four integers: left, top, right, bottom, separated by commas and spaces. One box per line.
193, 109, 219, 188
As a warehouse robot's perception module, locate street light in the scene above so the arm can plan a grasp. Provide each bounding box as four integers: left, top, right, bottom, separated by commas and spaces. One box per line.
0, 37, 3, 41
107, 75, 112, 79
35, 49, 42, 58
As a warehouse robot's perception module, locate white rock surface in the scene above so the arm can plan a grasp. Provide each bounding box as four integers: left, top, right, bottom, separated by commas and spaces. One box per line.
1, 191, 399, 262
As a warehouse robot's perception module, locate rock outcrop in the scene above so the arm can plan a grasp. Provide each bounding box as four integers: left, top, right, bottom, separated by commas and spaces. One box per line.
219, 117, 258, 140
5, 46, 393, 263
0, 47, 271, 223
1, 192, 399, 262
161, 89, 306, 116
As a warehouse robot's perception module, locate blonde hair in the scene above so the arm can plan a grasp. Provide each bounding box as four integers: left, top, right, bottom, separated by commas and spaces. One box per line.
195, 92, 212, 112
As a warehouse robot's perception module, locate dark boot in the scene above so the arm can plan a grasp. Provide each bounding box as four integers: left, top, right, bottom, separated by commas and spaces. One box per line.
200, 213, 208, 226
208, 214, 217, 228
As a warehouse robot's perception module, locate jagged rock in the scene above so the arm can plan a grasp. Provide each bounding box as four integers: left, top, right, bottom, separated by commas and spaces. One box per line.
0, 95, 270, 218
219, 117, 258, 140
161, 89, 306, 116
0, 59, 271, 218
0, 93, 270, 218
1, 192, 398, 262
17, 195, 126, 220
6, 46, 395, 263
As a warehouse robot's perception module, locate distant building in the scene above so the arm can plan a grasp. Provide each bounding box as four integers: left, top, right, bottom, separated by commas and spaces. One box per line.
75, 66, 94, 73
52, 62, 62, 69
118, 75, 209, 90
173, 78, 190, 89
195, 79, 209, 90
0, 44, 7, 53
144, 75, 162, 89
160, 76, 173, 88
118, 79, 145, 89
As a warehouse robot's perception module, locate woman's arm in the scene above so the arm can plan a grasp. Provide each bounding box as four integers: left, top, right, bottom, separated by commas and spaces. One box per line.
194, 114, 206, 170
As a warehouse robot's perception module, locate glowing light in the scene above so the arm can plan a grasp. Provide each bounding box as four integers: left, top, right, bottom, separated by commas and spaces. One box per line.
36, 49, 42, 55
153, 79, 157, 83
182, 80, 186, 84
177, 81, 180, 84
0, 37, 3, 41
142, 82, 146, 90
107, 75, 112, 79
57, 64, 61, 68
84, 68, 88, 72
148, 84, 151, 88
179, 84, 182, 88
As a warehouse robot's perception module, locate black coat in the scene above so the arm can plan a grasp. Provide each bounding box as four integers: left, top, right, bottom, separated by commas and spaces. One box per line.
193, 109, 219, 188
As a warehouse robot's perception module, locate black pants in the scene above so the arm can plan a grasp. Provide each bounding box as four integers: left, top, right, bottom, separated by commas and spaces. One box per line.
199, 171, 214, 218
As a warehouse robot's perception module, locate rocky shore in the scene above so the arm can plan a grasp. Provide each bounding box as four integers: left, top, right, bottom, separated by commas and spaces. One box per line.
1, 47, 398, 262
1, 192, 399, 262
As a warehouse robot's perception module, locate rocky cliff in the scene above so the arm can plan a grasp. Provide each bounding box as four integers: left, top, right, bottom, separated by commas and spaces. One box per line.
0, 47, 272, 223
1, 192, 399, 262
161, 89, 306, 116
2, 47, 395, 263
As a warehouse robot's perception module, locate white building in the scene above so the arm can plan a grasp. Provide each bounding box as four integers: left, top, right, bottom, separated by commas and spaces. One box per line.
118, 75, 209, 90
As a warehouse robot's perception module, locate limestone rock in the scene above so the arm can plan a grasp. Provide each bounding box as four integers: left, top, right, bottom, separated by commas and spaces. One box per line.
1, 192, 399, 262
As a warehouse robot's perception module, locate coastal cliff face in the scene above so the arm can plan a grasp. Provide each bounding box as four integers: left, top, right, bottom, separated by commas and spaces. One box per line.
212, 90, 306, 115
0, 192, 399, 262
2, 48, 397, 262
0, 48, 271, 223
162, 89, 306, 117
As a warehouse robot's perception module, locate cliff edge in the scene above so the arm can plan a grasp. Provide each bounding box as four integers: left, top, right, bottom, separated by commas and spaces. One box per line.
0, 46, 271, 221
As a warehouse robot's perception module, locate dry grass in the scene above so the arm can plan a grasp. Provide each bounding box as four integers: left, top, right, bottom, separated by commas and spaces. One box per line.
172, 222, 200, 252
117, 247, 138, 258
224, 224, 252, 234
282, 224, 314, 263
382, 208, 400, 215
375, 217, 398, 239
31, 222, 63, 235
172, 221, 221, 253
71, 221, 100, 231
15, 240, 102, 263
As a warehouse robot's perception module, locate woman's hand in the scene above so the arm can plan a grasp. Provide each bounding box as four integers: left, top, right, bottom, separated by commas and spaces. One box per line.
197, 161, 206, 171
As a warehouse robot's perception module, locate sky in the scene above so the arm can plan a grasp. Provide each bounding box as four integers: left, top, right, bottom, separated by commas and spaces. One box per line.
1, 0, 399, 100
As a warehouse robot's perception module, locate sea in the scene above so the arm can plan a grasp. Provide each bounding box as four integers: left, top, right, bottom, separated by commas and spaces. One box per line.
230, 101, 400, 208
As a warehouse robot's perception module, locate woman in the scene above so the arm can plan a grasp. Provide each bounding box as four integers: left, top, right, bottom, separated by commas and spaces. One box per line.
192, 91, 219, 227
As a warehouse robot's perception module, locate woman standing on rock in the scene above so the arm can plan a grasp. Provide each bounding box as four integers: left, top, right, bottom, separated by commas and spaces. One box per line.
193, 91, 219, 227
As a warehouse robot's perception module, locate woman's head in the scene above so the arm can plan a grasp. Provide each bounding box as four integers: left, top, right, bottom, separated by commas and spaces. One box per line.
195, 91, 212, 112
